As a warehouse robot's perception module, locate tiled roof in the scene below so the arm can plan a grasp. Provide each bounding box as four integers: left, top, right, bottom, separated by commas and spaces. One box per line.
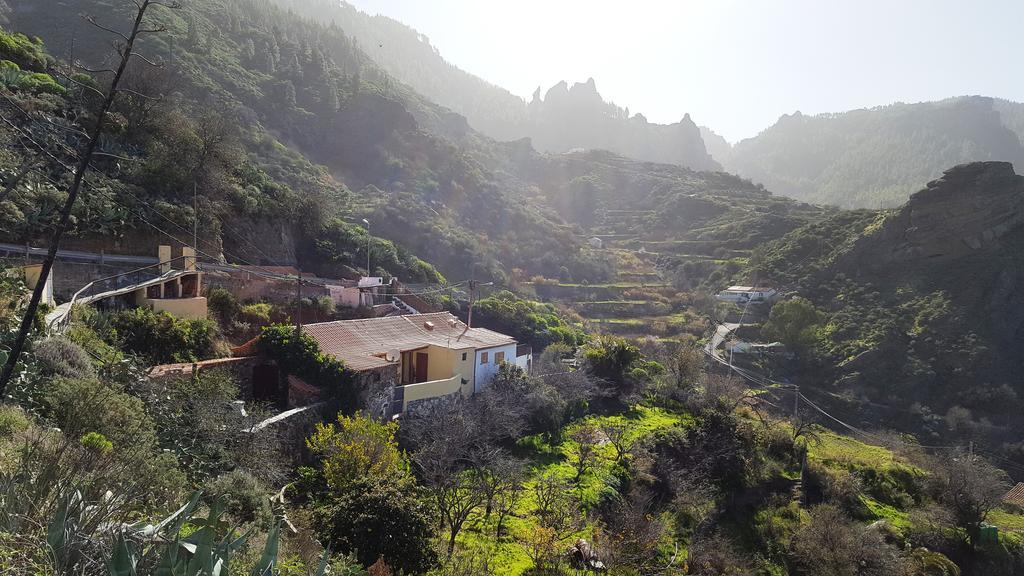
1005, 482, 1024, 507
303, 312, 516, 372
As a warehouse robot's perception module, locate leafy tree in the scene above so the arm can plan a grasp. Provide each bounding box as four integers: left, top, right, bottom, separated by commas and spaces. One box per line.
471, 290, 583, 349
313, 476, 438, 574
306, 412, 406, 490
256, 324, 357, 410
762, 297, 824, 355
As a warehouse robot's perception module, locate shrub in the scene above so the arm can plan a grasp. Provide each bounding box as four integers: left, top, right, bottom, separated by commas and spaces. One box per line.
0, 31, 52, 71
206, 469, 272, 524
42, 378, 157, 452
104, 307, 220, 364
33, 336, 96, 380
240, 302, 273, 326
79, 431, 113, 454
206, 286, 241, 324
0, 405, 30, 438
306, 412, 405, 490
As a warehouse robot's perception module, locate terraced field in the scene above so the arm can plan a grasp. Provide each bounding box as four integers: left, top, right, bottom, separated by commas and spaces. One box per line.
527, 209, 764, 344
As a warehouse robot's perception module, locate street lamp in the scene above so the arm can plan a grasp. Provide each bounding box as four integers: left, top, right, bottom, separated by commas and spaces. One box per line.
362, 218, 371, 276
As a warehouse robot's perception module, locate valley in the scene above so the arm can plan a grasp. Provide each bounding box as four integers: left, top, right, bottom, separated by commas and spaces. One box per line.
0, 1, 1021, 575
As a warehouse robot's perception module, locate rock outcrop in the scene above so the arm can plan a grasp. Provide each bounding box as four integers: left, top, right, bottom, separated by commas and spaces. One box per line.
522, 78, 722, 171
849, 162, 1024, 266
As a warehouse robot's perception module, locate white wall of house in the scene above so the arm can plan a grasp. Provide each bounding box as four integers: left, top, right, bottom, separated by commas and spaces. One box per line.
473, 343, 517, 393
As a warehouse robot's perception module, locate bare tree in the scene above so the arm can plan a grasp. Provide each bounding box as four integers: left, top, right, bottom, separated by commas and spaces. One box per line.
0, 0, 179, 397
434, 470, 485, 558
568, 423, 602, 483
470, 448, 524, 519
928, 451, 1010, 550
595, 488, 675, 574
599, 420, 632, 462
789, 504, 905, 576
492, 466, 525, 538
521, 473, 583, 573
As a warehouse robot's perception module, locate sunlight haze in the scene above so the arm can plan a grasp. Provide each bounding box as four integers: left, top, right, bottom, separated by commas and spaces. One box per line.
347, 0, 1024, 141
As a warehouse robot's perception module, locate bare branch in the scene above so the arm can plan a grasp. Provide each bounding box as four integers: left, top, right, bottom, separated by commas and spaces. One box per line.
114, 87, 161, 101
91, 152, 135, 162
56, 71, 107, 99
74, 64, 116, 75
82, 15, 129, 41
128, 52, 164, 67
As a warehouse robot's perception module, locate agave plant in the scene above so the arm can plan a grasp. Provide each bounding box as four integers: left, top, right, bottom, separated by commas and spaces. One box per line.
46, 490, 332, 576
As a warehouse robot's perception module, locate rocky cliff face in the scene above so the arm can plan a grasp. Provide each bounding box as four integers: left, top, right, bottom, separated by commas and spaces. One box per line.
849, 162, 1024, 265
523, 79, 721, 171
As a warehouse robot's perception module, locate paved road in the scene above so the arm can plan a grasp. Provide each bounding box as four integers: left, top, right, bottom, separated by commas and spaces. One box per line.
0, 242, 158, 265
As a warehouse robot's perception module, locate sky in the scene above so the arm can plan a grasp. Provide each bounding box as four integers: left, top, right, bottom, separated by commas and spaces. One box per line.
345, 0, 1024, 142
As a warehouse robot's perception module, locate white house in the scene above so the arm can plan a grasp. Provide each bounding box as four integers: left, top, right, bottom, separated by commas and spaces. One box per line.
588, 237, 604, 249
715, 286, 778, 304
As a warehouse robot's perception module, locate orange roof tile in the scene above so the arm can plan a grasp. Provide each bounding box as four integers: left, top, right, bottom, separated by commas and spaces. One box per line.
1005, 482, 1024, 507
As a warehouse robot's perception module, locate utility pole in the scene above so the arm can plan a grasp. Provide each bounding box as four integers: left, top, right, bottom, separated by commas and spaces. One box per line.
295, 272, 302, 337
193, 181, 198, 253
466, 279, 477, 329
0, 0, 177, 397
362, 218, 371, 276
793, 385, 800, 424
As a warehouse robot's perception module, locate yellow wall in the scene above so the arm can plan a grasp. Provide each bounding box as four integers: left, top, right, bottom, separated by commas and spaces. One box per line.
158, 245, 172, 272
402, 374, 462, 410
424, 345, 476, 397
149, 297, 208, 319
22, 264, 43, 289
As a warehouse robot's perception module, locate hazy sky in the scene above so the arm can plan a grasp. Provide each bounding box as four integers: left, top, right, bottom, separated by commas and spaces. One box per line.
346, 0, 1023, 142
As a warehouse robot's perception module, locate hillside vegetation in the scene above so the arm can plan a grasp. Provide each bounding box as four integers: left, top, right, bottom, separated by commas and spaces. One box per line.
746, 162, 1024, 457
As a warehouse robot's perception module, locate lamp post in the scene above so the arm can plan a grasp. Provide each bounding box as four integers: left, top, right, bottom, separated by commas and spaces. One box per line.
362, 218, 371, 276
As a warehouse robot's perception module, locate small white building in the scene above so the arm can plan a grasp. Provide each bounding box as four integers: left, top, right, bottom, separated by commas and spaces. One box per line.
715, 285, 778, 304
588, 237, 604, 249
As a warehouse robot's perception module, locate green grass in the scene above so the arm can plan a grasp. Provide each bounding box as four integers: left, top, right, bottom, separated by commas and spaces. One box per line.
444, 405, 691, 575
989, 509, 1024, 532
860, 496, 912, 529
807, 429, 907, 472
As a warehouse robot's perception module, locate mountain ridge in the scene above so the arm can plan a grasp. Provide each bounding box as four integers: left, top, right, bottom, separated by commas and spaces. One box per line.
266, 0, 720, 171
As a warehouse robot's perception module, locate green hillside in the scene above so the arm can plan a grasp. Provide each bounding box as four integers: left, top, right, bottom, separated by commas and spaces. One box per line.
719, 97, 1024, 209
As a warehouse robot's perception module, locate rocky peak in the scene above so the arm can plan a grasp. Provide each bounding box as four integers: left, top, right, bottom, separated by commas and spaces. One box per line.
855, 161, 1024, 264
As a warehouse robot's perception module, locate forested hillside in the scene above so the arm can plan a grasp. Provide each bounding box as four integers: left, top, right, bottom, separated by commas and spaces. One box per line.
716, 96, 1024, 209
264, 0, 720, 170
747, 162, 1024, 456
1, 0, 607, 282
1, 0, 801, 286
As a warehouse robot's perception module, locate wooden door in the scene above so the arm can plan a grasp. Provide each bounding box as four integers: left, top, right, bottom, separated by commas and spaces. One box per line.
415, 352, 429, 383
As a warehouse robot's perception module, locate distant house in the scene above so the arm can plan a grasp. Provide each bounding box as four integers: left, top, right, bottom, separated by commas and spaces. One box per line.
234, 312, 532, 416
588, 237, 604, 249
715, 285, 778, 304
